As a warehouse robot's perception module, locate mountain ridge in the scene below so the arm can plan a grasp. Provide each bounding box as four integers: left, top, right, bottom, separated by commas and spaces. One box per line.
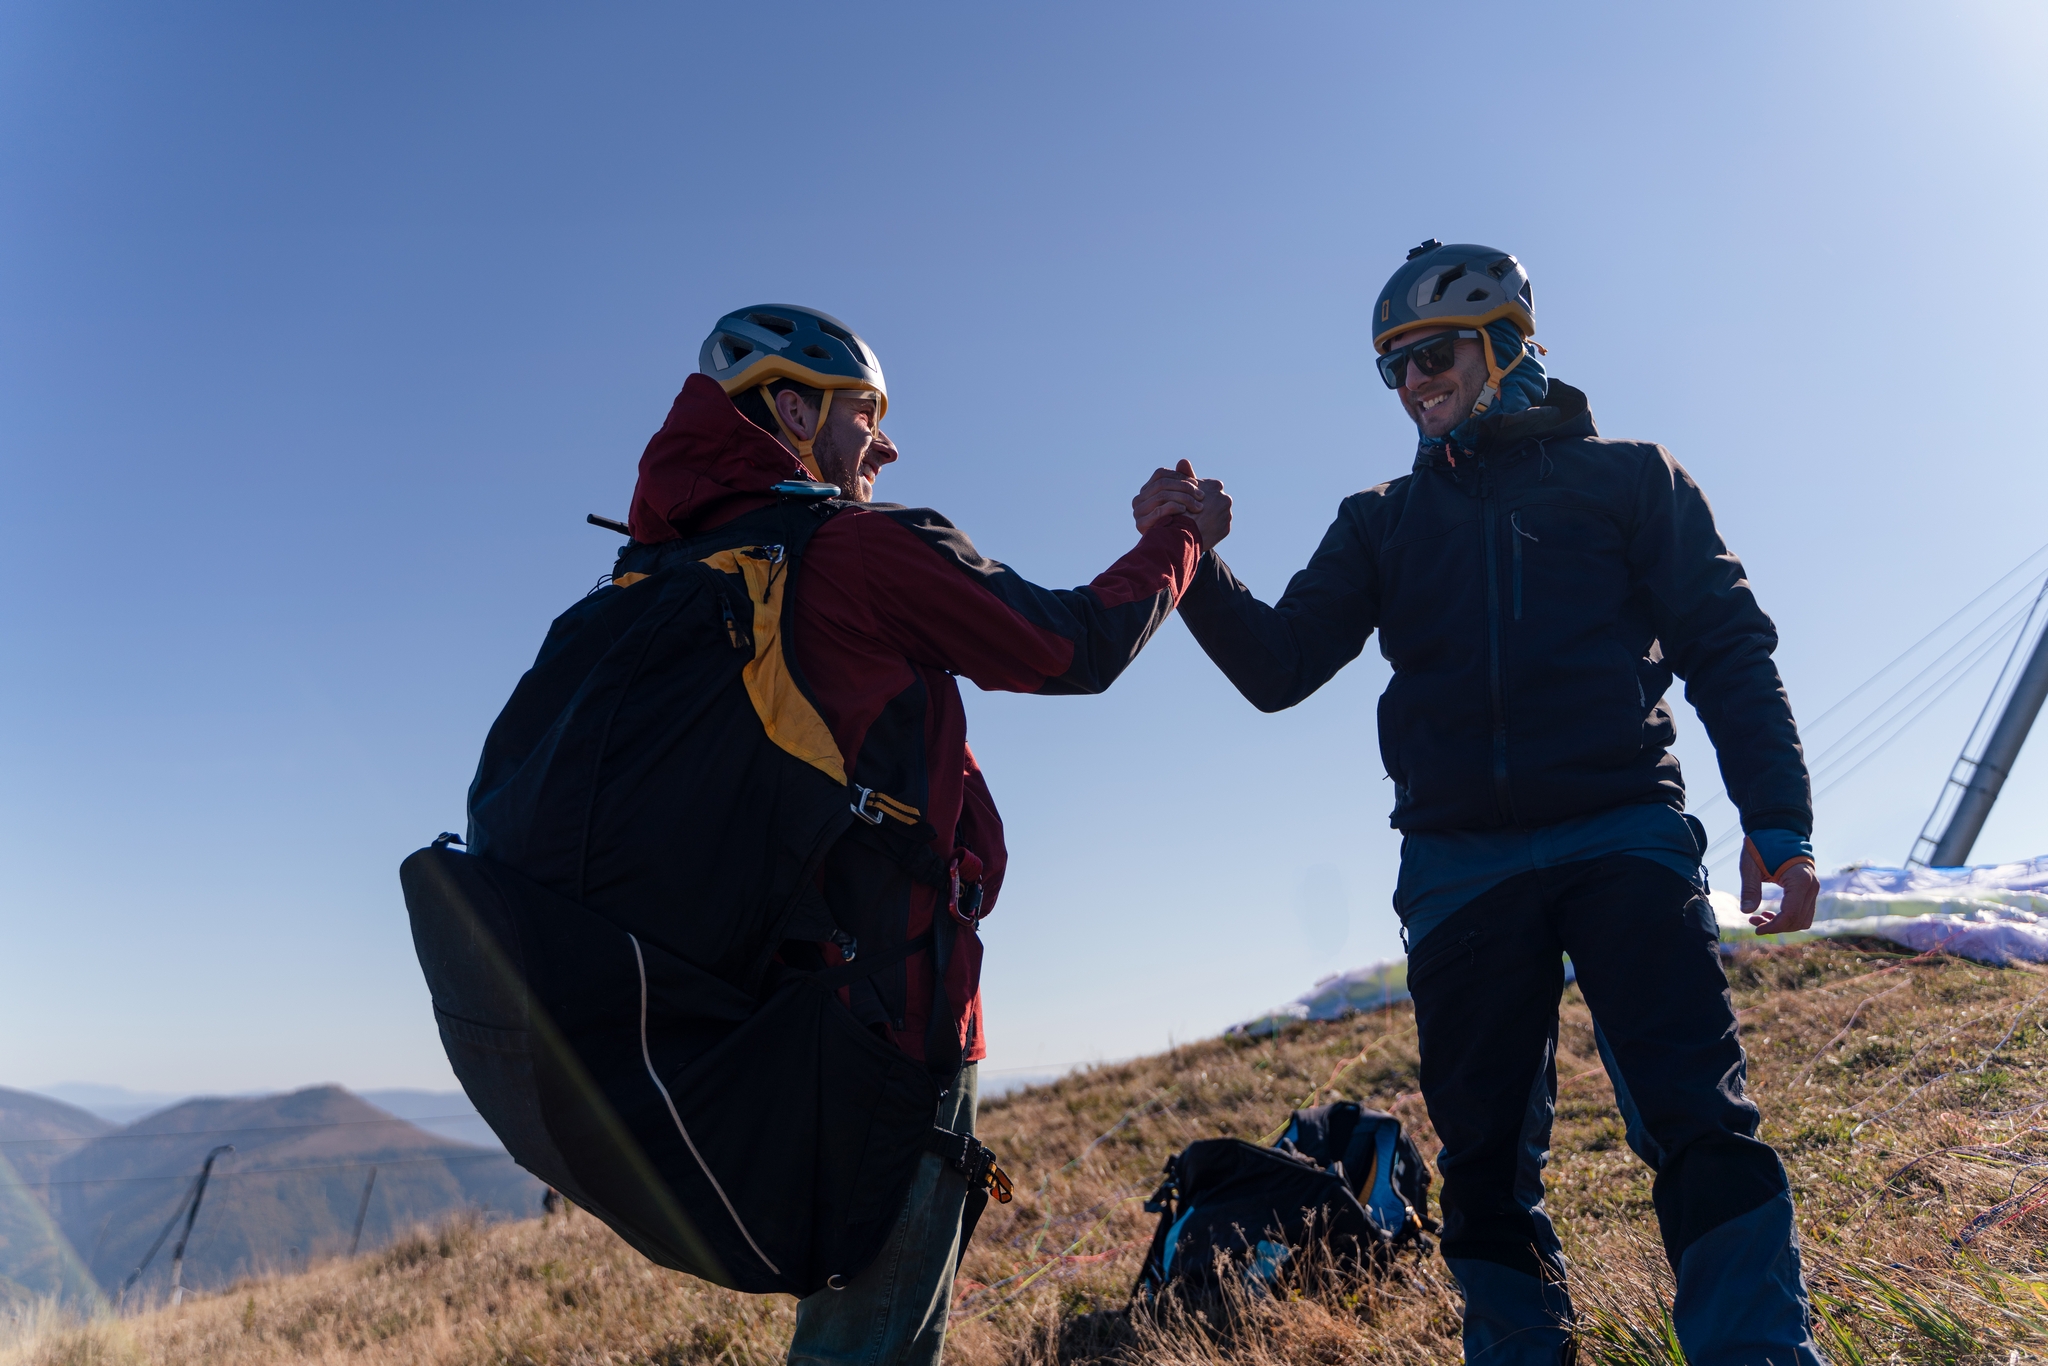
0, 1085, 540, 1304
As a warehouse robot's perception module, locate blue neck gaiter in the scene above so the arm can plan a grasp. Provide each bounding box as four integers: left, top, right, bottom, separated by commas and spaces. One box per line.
1418, 319, 1548, 452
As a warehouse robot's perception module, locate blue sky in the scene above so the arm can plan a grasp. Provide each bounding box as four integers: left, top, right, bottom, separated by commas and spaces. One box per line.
4, 2, 2047, 1092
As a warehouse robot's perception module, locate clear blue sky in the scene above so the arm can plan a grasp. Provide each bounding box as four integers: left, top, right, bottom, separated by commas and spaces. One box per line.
5, 2, 2046, 1093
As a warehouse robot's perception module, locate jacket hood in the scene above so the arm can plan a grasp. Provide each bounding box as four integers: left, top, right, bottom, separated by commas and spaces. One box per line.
627, 373, 809, 543
1414, 380, 1595, 476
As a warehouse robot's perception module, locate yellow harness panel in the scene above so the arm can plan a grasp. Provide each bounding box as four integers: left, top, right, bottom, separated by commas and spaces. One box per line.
697, 548, 848, 788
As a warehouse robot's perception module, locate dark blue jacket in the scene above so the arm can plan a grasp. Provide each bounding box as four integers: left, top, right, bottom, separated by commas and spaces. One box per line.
1178, 382, 1811, 837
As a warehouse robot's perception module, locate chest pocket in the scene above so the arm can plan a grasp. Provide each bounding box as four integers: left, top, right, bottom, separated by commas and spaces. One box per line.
1505, 502, 1628, 625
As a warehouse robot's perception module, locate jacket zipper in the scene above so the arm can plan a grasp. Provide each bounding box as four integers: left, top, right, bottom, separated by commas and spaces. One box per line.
1509, 510, 1540, 621
1480, 472, 1515, 824
1511, 516, 1524, 621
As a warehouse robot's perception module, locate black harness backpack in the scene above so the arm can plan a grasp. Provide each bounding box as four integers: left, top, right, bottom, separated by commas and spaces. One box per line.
399, 495, 1009, 1299
1132, 1102, 1434, 1304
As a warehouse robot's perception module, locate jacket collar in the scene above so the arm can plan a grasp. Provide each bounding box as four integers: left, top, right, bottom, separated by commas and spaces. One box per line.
626, 373, 810, 543
1413, 380, 1596, 477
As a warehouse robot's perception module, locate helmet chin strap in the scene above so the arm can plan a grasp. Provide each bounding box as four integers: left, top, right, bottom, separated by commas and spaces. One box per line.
759, 384, 835, 482
1465, 329, 1528, 422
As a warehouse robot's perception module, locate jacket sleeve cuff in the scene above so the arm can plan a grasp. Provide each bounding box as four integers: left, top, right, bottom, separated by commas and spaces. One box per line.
1744, 829, 1814, 882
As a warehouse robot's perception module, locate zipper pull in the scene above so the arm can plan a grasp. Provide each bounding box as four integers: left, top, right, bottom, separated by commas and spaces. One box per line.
740, 545, 787, 604
722, 597, 743, 650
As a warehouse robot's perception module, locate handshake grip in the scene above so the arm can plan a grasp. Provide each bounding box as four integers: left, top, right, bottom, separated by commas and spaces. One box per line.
1133, 457, 1232, 553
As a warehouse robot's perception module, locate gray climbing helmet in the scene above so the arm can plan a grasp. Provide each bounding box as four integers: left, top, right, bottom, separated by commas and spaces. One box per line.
1373, 241, 1534, 355
698, 305, 888, 418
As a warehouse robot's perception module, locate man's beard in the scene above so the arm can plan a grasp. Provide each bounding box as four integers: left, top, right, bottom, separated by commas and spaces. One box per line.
814, 424, 872, 502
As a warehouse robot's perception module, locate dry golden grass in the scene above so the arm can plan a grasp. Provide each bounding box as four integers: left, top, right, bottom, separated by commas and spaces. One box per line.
14, 939, 2048, 1364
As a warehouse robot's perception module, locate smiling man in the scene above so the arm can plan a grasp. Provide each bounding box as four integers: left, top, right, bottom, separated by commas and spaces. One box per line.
635, 305, 1208, 1366
1162, 243, 1826, 1364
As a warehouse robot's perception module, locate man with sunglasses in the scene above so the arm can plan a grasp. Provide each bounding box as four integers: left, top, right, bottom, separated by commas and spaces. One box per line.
1155, 243, 1825, 1365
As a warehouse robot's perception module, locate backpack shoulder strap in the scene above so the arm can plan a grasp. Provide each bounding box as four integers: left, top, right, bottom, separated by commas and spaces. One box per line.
612, 496, 846, 582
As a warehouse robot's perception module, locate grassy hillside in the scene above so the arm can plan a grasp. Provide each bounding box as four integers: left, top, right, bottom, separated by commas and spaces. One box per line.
14, 939, 2048, 1364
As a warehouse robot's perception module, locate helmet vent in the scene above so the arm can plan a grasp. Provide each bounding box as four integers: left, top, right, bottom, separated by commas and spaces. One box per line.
1466, 288, 1490, 302
1486, 256, 1517, 280
697, 304, 885, 396
1427, 264, 1467, 303
1406, 238, 1443, 261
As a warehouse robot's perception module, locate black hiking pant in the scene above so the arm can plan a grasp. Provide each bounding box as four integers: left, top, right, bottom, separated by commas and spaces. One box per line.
1405, 854, 1822, 1366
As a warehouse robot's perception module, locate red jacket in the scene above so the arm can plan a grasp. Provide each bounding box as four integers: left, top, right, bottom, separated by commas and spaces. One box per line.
626, 375, 1198, 1063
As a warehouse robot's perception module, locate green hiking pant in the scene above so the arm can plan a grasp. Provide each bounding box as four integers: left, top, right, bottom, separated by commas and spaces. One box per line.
788, 1063, 978, 1366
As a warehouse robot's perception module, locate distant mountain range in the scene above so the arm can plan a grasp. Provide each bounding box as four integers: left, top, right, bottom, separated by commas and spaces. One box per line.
30, 1083, 504, 1149
0, 1084, 540, 1306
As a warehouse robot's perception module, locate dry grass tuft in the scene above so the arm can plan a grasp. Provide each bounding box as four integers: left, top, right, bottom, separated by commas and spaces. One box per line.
12, 940, 2048, 1363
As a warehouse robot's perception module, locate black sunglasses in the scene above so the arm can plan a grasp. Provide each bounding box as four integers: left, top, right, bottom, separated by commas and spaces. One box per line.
1376, 329, 1479, 390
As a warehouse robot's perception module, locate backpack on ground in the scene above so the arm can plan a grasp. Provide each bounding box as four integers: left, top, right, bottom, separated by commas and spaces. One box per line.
1131, 1102, 1434, 1303
399, 497, 1006, 1300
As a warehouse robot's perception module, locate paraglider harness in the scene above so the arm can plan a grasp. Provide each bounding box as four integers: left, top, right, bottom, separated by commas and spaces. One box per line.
401, 491, 1009, 1300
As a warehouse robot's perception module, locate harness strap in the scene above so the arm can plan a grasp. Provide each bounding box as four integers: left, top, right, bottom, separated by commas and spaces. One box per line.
812, 930, 933, 988
839, 808, 952, 888
922, 911, 962, 1083
926, 1125, 1012, 1202
927, 1123, 1012, 1264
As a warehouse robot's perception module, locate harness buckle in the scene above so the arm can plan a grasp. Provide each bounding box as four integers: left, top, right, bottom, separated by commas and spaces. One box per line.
932, 1129, 1012, 1204
849, 786, 887, 826
954, 1137, 1012, 1204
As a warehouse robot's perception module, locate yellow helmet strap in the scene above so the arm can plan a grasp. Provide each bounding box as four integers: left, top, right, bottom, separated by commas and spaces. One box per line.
758, 384, 833, 481
1466, 328, 1528, 421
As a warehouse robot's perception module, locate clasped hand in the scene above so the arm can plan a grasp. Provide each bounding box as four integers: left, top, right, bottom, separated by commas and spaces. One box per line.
1131, 459, 1232, 552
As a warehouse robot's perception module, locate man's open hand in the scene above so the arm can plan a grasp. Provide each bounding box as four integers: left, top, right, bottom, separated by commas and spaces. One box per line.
1133, 459, 1232, 552
1742, 850, 1819, 934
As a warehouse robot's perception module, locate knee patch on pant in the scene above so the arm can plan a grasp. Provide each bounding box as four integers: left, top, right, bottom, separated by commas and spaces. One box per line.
1654, 1137, 1787, 1267
1440, 1237, 1567, 1283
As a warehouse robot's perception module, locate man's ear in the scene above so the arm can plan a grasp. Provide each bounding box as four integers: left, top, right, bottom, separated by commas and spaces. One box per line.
774, 388, 818, 441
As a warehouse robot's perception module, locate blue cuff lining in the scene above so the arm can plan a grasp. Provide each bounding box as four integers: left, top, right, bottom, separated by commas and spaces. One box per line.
1747, 829, 1812, 873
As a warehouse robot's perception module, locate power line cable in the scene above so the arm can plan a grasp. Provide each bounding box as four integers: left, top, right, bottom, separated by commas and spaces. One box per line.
1700, 616, 2024, 868
1806, 606, 2032, 791
1809, 620, 2028, 801
1799, 542, 2048, 736
1909, 574, 2048, 865
1801, 591, 2040, 777
1684, 546, 2048, 830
